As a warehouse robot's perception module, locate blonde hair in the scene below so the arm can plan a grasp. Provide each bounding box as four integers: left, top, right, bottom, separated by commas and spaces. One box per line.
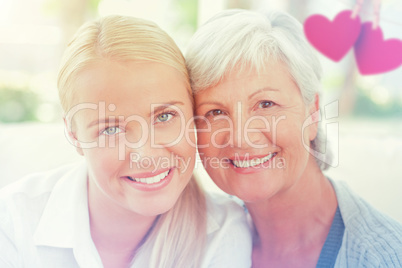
58, 15, 192, 112
57, 15, 206, 268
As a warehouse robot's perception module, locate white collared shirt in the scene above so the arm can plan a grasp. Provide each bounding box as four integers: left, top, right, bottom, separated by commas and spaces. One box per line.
0, 161, 252, 268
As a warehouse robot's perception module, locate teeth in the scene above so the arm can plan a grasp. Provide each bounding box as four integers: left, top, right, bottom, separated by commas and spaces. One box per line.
129, 170, 170, 184
232, 153, 276, 168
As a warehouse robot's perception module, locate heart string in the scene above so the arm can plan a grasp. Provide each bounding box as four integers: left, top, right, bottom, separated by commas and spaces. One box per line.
351, 0, 364, 19
351, 0, 381, 29
340, 0, 402, 29
372, 0, 381, 29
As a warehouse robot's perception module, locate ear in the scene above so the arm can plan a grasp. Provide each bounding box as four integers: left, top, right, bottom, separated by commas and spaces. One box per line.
307, 93, 320, 141
63, 117, 84, 156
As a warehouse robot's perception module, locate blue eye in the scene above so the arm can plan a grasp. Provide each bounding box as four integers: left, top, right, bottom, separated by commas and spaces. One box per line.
259, 101, 274, 109
102, 127, 121, 135
156, 113, 173, 123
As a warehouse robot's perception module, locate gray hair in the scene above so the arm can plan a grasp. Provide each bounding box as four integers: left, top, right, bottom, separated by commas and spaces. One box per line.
186, 9, 332, 170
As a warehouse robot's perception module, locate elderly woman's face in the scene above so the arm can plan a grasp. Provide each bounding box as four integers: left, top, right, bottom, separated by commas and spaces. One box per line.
194, 61, 318, 203
68, 60, 196, 216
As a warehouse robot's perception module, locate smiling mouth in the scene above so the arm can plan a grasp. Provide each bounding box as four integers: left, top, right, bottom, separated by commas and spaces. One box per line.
230, 153, 277, 168
125, 169, 171, 184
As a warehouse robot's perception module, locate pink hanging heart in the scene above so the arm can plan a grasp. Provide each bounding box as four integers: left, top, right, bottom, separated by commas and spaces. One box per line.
304, 10, 361, 61
354, 22, 402, 75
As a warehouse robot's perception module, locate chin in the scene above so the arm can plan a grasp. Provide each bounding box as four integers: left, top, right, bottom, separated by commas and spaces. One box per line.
132, 196, 180, 217
234, 191, 270, 204
225, 181, 279, 204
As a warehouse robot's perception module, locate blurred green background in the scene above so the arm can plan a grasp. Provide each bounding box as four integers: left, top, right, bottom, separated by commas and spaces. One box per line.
0, 0, 401, 123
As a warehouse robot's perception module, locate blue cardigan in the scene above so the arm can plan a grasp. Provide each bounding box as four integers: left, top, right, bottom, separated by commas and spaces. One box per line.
330, 179, 402, 267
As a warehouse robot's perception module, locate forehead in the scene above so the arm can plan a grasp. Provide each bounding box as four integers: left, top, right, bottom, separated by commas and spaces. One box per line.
195, 60, 299, 101
63, 60, 193, 128
69, 60, 191, 110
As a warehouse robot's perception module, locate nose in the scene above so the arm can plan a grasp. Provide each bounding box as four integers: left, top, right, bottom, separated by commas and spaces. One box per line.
124, 132, 173, 172
116, 117, 155, 163
119, 131, 153, 164
230, 103, 270, 149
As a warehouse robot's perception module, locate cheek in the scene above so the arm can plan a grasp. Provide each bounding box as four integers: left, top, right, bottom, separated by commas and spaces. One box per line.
153, 126, 182, 145
175, 120, 197, 156
85, 153, 112, 191
197, 131, 210, 149
84, 148, 120, 175
274, 118, 311, 167
155, 114, 195, 146
176, 139, 196, 160
197, 133, 221, 161
197, 124, 230, 151
173, 143, 196, 184
74, 127, 97, 144
169, 131, 197, 171
274, 114, 304, 143
185, 121, 197, 148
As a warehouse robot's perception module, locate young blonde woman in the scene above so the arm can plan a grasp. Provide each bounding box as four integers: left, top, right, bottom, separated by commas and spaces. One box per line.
0, 15, 252, 268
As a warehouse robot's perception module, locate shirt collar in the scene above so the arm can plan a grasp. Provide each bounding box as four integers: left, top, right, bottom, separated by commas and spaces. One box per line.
33, 161, 89, 248
33, 161, 103, 267
33, 161, 220, 256
206, 211, 220, 235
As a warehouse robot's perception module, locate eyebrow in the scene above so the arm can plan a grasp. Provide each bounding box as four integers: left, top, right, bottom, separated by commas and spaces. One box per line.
86, 101, 185, 128
248, 87, 279, 100
150, 101, 185, 116
195, 101, 224, 110
196, 87, 279, 109
87, 117, 124, 128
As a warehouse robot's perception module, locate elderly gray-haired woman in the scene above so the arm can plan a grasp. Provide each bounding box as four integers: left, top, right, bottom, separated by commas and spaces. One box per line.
186, 9, 402, 267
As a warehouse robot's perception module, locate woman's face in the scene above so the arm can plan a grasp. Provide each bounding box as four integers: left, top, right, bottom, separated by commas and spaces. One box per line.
194, 61, 318, 203
68, 60, 196, 216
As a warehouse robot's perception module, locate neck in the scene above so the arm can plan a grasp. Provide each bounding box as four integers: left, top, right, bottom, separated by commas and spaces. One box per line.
247, 158, 337, 255
87, 180, 157, 267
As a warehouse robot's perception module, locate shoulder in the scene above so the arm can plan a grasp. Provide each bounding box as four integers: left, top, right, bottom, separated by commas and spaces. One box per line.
205, 192, 247, 225
0, 161, 86, 236
0, 161, 87, 267
0, 161, 84, 200
203, 193, 252, 268
205, 192, 251, 241
332, 179, 402, 267
0, 200, 20, 267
